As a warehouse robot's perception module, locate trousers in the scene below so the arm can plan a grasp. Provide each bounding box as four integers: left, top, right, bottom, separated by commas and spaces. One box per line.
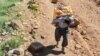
55, 27, 68, 47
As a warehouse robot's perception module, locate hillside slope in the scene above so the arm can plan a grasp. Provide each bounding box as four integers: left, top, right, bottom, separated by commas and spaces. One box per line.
0, 0, 99, 56
29, 0, 100, 56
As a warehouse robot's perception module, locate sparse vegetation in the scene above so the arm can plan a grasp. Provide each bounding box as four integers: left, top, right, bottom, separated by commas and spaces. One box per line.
0, 35, 25, 56
28, 0, 39, 15
0, 0, 20, 33
28, 0, 39, 11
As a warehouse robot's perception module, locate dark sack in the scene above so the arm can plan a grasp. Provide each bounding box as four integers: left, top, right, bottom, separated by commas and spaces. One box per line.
69, 19, 80, 28
28, 42, 44, 53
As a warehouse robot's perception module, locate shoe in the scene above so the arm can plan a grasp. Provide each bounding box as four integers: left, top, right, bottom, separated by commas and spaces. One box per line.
61, 47, 65, 54
61, 51, 65, 54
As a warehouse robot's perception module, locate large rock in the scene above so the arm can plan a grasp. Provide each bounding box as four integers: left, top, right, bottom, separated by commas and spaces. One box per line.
28, 42, 44, 54
7, 48, 24, 56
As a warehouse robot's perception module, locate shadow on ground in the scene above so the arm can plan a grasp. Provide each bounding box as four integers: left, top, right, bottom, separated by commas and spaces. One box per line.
29, 45, 63, 56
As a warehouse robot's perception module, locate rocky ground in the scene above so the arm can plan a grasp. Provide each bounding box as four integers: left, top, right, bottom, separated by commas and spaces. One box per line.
0, 0, 100, 56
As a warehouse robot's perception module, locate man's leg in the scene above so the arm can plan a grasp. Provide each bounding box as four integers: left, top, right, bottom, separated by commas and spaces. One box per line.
62, 34, 68, 47
55, 28, 61, 48
61, 29, 68, 54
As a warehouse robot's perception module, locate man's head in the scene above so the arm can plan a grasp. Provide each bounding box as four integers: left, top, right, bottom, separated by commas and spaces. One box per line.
57, 4, 64, 10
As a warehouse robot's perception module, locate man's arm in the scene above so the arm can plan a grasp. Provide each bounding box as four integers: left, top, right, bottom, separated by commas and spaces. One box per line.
52, 19, 59, 27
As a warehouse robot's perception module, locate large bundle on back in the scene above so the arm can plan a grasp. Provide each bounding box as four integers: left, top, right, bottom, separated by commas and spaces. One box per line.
62, 6, 73, 16
53, 5, 73, 19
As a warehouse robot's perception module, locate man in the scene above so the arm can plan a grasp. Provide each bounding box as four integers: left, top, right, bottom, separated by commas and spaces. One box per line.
52, 15, 75, 54
52, 4, 79, 54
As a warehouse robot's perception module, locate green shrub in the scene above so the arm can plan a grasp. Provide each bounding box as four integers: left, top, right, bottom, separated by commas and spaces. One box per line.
0, 0, 20, 33
28, 0, 39, 11
0, 36, 24, 49
7, 36, 25, 48
6, 26, 14, 33
0, 35, 25, 56
28, 4, 39, 11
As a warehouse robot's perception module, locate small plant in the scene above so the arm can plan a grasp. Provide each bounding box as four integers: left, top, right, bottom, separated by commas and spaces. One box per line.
28, 3, 39, 10
28, 0, 39, 11
6, 26, 14, 33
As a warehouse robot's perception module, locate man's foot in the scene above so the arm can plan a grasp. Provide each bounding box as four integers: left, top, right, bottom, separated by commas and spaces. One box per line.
61, 47, 65, 54
61, 51, 65, 54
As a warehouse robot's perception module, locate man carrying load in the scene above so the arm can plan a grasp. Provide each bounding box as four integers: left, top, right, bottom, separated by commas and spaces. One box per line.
52, 4, 80, 54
